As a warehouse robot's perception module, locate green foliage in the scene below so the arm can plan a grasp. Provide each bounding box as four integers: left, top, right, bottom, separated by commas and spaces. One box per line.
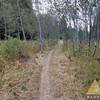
0, 0, 38, 39
19, 0, 32, 9
63, 42, 99, 87
0, 37, 37, 62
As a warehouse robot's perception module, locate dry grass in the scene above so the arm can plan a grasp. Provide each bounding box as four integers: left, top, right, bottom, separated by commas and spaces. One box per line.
49, 45, 99, 100
49, 53, 85, 99
0, 49, 48, 100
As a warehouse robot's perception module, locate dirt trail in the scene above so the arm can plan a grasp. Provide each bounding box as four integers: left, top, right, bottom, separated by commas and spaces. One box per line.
49, 46, 86, 100
39, 42, 85, 100
39, 49, 55, 100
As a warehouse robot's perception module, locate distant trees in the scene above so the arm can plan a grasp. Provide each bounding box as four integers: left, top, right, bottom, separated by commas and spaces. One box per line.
47, 0, 100, 55
0, 0, 100, 55
59, 15, 67, 40
0, 0, 38, 40
95, 0, 100, 42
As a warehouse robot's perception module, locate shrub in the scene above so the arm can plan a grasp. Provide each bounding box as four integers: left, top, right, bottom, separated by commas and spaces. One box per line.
19, 41, 40, 58
0, 38, 40, 62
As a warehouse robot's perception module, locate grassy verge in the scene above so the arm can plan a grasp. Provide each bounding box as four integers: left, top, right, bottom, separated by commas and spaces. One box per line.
64, 41, 99, 82
49, 42, 99, 99
0, 57, 42, 100
0, 38, 49, 100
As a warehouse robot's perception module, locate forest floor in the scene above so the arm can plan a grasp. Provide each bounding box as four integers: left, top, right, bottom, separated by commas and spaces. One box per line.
0, 50, 49, 100
0, 42, 96, 100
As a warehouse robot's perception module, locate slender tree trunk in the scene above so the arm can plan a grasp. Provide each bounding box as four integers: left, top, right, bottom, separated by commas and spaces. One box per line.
2, 0, 7, 40
35, 0, 43, 51
37, 15, 43, 51
17, 0, 26, 40
96, 0, 100, 45
89, 5, 92, 48
84, 6, 88, 42
4, 19, 7, 39
17, 23, 20, 39
74, 0, 79, 52
30, 34, 33, 40
16, 11, 20, 39
20, 15, 26, 40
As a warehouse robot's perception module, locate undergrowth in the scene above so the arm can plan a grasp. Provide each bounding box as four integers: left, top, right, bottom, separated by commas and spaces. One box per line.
0, 38, 40, 62
63, 41, 99, 87
0, 37, 41, 74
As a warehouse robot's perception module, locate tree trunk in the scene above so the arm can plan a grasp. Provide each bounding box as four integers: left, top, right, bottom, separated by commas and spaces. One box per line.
2, 0, 7, 40
35, 0, 43, 51
17, 0, 26, 40
84, 5, 88, 42
37, 15, 43, 51
16, 15, 20, 39
89, 5, 92, 48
